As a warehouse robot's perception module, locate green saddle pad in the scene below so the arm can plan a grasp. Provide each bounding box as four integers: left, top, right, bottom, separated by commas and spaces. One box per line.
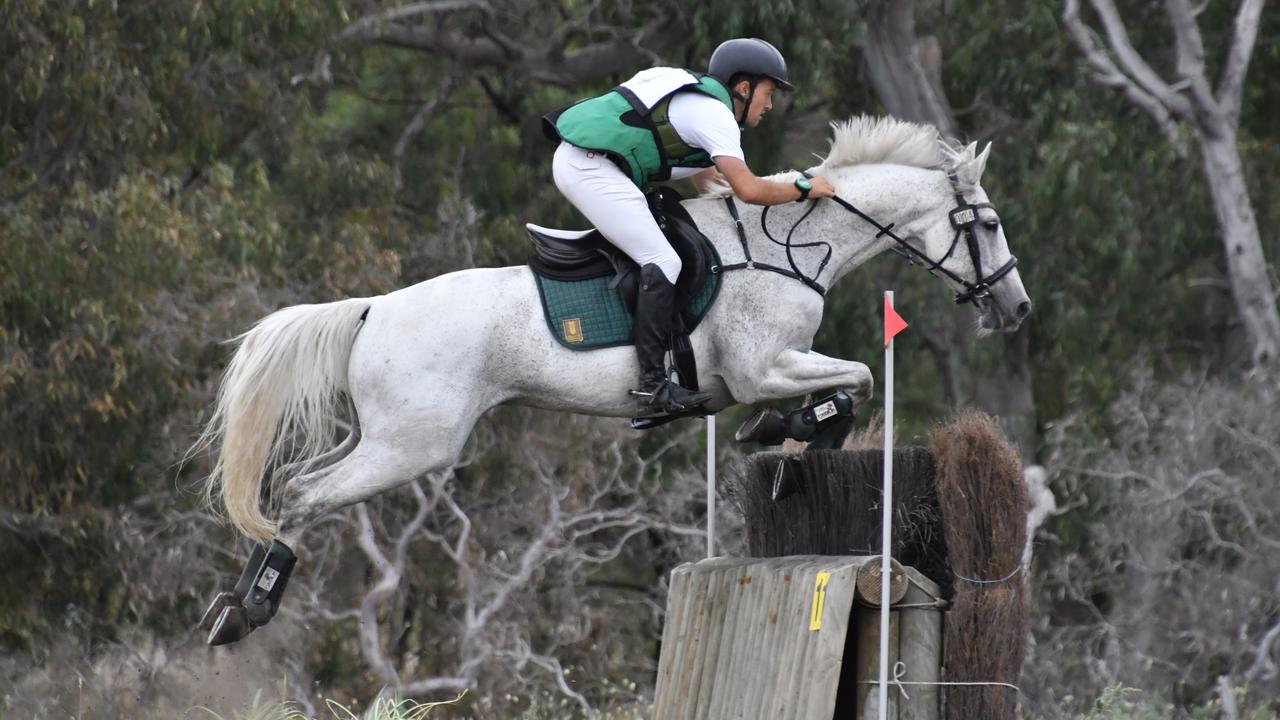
534, 256, 722, 350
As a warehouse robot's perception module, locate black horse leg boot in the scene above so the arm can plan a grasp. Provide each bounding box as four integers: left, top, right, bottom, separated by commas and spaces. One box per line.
632, 263, 710, 418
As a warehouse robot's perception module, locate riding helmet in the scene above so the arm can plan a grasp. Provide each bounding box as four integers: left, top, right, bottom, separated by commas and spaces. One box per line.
708, 38, 794, 91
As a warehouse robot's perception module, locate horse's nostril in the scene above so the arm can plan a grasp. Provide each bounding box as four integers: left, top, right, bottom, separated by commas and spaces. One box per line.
1016, 300, 1032, 319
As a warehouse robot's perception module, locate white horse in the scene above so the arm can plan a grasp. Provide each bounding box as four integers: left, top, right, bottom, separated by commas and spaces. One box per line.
197, 116, 1031, 644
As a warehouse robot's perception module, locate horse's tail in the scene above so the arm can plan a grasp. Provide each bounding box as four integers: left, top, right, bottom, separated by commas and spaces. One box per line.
198, 298, 372, 542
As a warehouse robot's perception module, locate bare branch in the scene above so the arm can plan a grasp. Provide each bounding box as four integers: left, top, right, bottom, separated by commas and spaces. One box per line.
1061, 0, 1189, 149
398, 675, 472, 696
1087, 0, 1189, 113
341, 1, 493, 38
1165, 0, 1224, 128
1218, 0, 1266, 125
341, 8, 686, 87
1245, 618, 1280, 683
393, 73, 464, 193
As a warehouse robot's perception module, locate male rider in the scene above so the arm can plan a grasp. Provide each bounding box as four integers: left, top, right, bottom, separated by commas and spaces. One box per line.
543, 38, 836, 421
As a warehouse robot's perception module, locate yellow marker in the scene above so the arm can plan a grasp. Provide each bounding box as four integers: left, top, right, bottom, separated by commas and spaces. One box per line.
809, 571, 831, 631
563, 318, 584, 343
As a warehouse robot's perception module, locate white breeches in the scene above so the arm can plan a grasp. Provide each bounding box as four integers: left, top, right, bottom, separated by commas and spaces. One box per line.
552, 142, 682, 284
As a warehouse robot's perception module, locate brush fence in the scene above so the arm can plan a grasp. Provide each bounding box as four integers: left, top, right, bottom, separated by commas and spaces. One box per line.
653, 555, 942, 720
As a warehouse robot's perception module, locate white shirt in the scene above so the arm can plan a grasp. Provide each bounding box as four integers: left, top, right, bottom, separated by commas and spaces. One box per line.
666, 91, 744, 179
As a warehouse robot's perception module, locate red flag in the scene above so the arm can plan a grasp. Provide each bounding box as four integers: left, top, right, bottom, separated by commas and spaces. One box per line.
884, 295, 908, 347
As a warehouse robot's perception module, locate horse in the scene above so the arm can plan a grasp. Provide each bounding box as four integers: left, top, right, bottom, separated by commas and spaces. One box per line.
195, 115, 1032, 645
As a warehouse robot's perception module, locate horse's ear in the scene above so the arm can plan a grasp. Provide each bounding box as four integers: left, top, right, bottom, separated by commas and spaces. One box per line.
962, 142, 978, 161
957, 142, 992, 186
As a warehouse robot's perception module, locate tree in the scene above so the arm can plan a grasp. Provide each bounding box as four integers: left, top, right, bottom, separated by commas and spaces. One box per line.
851, 0, 1038, 456
1062, 0, 1279, 369
338, 0, 688, 88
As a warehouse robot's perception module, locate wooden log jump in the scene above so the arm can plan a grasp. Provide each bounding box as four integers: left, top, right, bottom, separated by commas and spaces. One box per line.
653, 411, 1027, 720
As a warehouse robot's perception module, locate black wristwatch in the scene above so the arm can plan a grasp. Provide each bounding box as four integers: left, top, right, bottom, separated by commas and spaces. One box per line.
794, 177, 813, 202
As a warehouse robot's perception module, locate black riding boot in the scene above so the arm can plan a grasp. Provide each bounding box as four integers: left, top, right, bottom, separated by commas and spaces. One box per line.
633, 264, 710, 418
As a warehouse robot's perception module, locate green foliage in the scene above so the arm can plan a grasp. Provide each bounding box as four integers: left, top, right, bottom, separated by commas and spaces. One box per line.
1075, 686, 1173, 720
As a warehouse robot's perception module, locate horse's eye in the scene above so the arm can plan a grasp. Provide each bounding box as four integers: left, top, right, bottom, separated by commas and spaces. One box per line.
983, 220, 1000, 231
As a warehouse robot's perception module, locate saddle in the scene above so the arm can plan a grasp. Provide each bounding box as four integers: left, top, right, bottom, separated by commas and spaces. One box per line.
527, 187, 723, 415
527, 187, 719, 327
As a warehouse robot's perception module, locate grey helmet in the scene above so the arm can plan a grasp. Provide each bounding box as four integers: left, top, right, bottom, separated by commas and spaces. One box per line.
708, 38, 794, 92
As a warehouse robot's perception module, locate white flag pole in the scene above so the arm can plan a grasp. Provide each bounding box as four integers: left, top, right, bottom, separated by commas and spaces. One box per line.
706, 415, 716, 558
878, 291, 896, 720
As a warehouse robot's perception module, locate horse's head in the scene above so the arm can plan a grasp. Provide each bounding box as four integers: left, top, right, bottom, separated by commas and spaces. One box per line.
898, 141, 1032, 333
808, 118, 1031, 333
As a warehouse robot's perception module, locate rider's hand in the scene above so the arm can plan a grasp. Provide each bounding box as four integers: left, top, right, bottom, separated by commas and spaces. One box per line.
809, 176, 836, 200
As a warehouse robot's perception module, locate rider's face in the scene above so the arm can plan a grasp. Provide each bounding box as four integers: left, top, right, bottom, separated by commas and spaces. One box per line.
736, 78, 777, 128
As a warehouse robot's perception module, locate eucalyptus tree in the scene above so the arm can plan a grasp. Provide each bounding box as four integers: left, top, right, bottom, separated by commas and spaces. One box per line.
1063, 0, 1278, 369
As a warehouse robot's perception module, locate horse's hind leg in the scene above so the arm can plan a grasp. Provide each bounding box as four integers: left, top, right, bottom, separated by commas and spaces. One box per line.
270, 415, 362, 489
272, 427, 467, 546
206, 406, 479, 646
203, 422, 362, 645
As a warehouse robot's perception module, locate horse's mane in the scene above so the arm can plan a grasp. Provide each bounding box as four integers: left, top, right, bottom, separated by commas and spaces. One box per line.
699, 114, 967, 197
821, 115, 954, 171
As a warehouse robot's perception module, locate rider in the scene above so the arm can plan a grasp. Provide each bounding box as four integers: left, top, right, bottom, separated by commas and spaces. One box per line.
543, 38, 836, 420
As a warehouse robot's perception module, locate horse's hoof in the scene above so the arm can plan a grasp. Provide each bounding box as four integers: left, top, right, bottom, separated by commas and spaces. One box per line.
735, 407, 788, 445
244, 598, 276, 627
198, 591, 240, 633
207, 604, 253, 646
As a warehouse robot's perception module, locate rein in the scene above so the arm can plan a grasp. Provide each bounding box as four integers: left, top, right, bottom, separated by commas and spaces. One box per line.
715, 169, 1019, 305
715, 196, 830, 296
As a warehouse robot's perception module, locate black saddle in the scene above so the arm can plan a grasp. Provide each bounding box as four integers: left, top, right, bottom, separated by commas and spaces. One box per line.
527, 187, 714, 326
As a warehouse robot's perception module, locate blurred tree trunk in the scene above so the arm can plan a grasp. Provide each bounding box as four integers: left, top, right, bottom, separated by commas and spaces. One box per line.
859, 0, 956, 137
859, 0, 1038, 457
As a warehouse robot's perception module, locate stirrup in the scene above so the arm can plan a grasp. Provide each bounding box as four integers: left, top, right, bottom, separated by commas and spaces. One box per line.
631, 379, 710, 419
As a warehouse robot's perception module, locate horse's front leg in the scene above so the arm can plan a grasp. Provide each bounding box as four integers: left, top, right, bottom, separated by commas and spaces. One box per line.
746, 348, 873, 404
727, 349, 872, 449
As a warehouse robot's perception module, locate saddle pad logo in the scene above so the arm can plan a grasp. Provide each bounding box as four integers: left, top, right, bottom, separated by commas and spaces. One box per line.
562, 317, 584, 343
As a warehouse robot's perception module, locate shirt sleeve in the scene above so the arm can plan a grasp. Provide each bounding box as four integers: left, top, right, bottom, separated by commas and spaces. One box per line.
666, 92, 744, 163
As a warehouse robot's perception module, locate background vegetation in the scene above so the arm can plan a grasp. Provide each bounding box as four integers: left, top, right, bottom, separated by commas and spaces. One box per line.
2, 0, 1278, 717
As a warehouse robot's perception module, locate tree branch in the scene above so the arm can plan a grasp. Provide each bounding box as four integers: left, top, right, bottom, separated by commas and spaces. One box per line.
393, 72, 464, 193
1062, 0, 1190, 149
1164, 0, 1224, 129
1218, 0, 1265, 126
341, 0, 493, 38
1087, 0, 1191, 116
341, 8, 686, 87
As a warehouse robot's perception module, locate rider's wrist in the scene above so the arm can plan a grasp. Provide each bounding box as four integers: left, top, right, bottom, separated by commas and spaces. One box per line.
793, 177, 812, 202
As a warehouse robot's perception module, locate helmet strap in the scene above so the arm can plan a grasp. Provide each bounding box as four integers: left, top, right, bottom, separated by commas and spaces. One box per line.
735, 77, 758, 127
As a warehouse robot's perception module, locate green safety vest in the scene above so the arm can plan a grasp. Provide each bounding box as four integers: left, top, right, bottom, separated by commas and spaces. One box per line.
543, 71, 735, 189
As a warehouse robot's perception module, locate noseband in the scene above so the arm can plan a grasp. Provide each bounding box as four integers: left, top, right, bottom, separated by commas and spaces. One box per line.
735, 169, 1019, 305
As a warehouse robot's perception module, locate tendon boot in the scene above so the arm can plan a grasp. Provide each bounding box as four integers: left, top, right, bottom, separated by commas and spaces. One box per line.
200, 543, 266, 636
207, 539, 296, 646
734, 391, 857, 450
791, 391, 856, 451
632, 263, 710, 419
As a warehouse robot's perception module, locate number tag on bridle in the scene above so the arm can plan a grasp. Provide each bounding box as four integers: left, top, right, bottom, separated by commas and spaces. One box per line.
950, 206, 978, 228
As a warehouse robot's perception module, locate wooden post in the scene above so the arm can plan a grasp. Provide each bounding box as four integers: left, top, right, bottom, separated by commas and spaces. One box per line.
855, 605, 899, 719
898, 567, 943, 720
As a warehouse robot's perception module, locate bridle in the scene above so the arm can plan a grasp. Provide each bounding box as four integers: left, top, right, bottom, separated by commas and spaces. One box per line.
717, 168, 1019, 305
